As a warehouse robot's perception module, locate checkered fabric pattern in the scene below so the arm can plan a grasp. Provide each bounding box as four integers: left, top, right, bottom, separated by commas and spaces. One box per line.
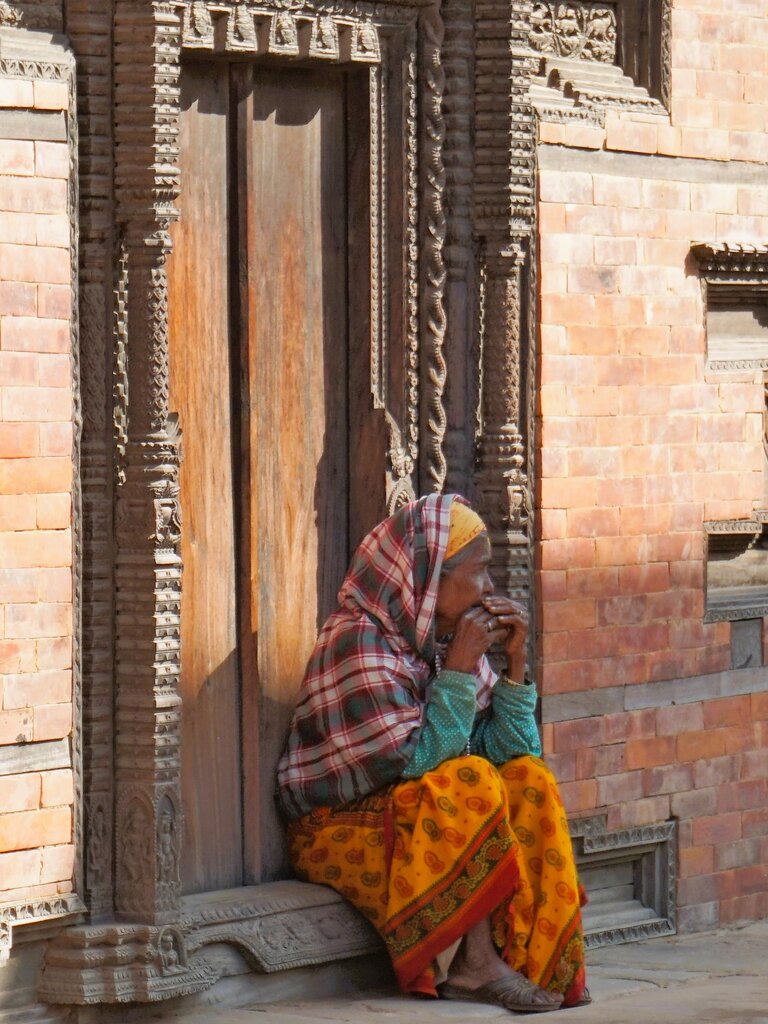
277, 493, 496, 820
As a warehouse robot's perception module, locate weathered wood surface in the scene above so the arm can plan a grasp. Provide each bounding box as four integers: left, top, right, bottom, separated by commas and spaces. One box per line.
168, 62, 244, 894
242, 65, 351, 880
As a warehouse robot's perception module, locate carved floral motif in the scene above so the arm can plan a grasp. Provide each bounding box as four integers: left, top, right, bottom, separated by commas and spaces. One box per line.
0, 2, 22, 25
0, 0, 62, 30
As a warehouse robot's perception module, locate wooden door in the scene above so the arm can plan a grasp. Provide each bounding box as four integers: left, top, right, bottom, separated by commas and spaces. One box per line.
168, 59, 382, 891
168, 62, 243, 894
237, 65, 354, 880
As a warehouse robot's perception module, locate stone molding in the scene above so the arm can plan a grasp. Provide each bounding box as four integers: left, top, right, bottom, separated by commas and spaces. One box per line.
1, 894, 85, 964
0, 1, 62, 32
543, 665, 768, 724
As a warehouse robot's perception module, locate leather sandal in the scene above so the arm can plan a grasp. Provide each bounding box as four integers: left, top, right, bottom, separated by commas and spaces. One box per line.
567, 987, 592, 1008
439, 976, 564, 1014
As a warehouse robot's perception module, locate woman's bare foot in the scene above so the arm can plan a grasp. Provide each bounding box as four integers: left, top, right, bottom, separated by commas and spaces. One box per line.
445, 917, 563, 1010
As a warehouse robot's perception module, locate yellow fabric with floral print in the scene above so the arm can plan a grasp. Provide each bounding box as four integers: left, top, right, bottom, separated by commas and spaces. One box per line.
287, 754, 586, 1005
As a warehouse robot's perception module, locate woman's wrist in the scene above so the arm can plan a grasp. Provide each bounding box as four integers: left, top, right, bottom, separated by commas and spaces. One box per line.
505, 653, 525, 683
442, 656, 477, 674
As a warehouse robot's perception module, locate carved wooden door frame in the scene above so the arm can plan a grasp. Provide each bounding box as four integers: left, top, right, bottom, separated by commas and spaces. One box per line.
41, 0, 463, 1003
104, 0, 451, 920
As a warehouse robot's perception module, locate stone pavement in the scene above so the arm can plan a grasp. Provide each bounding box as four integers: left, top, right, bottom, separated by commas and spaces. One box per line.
162, 920, 768, 1024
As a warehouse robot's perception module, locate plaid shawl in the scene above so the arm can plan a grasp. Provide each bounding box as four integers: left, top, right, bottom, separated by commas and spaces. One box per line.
277, 493, 497, 820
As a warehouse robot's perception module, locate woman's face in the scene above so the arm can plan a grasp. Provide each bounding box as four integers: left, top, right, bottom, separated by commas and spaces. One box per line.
435, 533, 494, 635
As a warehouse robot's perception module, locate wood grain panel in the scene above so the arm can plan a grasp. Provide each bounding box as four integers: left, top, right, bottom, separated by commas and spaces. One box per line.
242, 66, 350, 881
168, 62, 243, 894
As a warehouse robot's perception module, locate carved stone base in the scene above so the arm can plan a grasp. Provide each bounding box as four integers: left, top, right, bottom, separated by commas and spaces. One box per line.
39, 882, 381, 1005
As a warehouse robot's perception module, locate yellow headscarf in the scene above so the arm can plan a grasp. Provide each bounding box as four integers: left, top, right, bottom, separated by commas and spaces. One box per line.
445, 501, 487, 561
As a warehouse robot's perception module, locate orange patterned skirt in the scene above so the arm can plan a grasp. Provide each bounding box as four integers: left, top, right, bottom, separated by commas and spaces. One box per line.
287, 754, 587, 1005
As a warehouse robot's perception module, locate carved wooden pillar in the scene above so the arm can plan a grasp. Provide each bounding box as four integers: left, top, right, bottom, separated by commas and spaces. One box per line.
476, 251, 531, 594
65, 0, 117, 921
441, 0, 476, 497
419, 1, 448, 494
473, 0, 537, 604
112, 1, 183, 924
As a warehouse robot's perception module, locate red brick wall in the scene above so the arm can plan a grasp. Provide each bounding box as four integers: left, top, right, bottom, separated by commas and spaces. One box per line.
537, 0, 768, 930
0, 77, 75, 905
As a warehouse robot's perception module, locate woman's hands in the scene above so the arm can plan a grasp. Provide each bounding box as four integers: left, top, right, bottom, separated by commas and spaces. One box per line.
484, 596, 529, 681
441, 596, 528, 677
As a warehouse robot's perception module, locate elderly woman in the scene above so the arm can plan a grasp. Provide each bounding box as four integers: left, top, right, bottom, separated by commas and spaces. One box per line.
277, 494, 587, 1013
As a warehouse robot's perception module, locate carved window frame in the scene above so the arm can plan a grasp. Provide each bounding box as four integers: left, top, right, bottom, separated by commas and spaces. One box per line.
704, 518, 768, 625
693, 243, 768, 625
529, 0, 672, 118
570, 815, 677, 947
693, 242, 768, 374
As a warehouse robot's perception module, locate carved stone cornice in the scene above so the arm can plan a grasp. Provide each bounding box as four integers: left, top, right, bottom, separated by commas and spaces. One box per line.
1, 895, 85, 964
178, 0, 411, 56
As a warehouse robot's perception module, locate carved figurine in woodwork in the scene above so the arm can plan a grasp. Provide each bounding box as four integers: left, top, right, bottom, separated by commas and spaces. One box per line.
274, 12, 298, 48
157, 805, 179, 884
278, 495, 589, 1013
584, 7, 616, 64
556, 3, 582, 56
120, 802, 152, 886
529, 2, 554, 53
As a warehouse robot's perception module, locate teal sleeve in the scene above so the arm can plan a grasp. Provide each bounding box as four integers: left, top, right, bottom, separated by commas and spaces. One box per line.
401, 670, 476, 778
471, 679, 541, 763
